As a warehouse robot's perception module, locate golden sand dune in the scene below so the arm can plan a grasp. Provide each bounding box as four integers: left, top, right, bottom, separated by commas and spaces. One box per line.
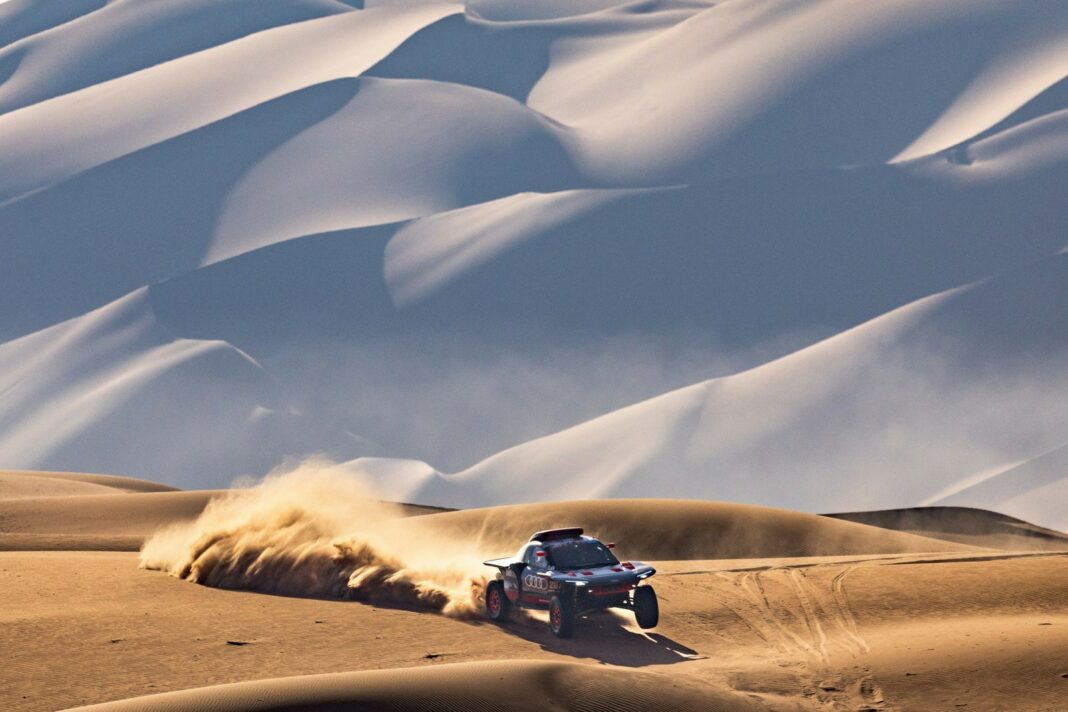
2, 471, 1066, 711
63, 660, 761, 712
2, 549, 1065, 712
0, 490, 219, 551
0, 470, 178, 499
0, 471, 446, 552
417, 499, 976, 560
4, 470, 1056, 561
826, 506, 1068, 552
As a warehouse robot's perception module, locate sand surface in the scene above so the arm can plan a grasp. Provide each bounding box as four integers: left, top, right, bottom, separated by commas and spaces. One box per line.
2, 471, 1066, 711
3, 550, 1065, 711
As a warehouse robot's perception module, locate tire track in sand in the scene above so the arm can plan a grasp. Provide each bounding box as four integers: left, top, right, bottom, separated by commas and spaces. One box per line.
701, 565, 871, 664
712, 571, 825, 661
830, 566, 869, 654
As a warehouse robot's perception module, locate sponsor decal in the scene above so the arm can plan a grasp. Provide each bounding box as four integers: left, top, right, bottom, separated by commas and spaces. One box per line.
522, 573, 560, 593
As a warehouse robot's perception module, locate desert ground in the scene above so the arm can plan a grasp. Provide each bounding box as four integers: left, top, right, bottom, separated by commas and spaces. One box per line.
2, 469, 1066, 712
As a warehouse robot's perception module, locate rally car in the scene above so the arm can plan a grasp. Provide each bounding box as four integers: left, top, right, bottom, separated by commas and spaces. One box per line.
482, 527, 658, 638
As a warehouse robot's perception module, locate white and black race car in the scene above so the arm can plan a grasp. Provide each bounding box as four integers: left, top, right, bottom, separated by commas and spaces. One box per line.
482, 527, 658, 638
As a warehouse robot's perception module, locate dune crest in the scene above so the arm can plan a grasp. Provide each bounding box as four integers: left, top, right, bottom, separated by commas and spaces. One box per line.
140, 459, 484, 617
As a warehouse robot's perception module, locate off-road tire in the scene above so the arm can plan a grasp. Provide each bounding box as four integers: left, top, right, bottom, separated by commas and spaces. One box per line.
485, 580, 510, 623
633, 585, 659, 629
549, 593, 575, 638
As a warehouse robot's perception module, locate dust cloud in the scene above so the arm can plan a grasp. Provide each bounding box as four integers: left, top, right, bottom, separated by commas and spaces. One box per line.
139, 459, 486, 616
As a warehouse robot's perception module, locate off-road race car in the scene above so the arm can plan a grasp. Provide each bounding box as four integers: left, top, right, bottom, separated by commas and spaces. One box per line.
482, 527, 658, 638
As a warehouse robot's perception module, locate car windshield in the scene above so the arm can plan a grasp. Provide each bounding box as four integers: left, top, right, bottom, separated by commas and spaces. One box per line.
547, 540, 619, 569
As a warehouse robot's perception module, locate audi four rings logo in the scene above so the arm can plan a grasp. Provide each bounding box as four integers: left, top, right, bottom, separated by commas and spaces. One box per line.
523, 574, 558, 591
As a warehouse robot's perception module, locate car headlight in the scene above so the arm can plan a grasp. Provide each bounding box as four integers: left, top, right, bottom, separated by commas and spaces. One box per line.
573, 580, 587, 586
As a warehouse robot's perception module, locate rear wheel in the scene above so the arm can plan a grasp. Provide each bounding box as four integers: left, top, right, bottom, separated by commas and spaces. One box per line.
549, 594, 575, 638
485, 580, 510, 623
633, 586, 659, 629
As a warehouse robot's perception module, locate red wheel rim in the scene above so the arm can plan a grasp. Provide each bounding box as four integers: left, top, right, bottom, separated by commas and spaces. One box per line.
488, 587, 501, 616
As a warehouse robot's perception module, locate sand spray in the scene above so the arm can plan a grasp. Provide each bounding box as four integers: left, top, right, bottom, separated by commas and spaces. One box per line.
140, 458, 486, 617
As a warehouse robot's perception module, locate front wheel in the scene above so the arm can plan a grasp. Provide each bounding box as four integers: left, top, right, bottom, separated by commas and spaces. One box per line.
549, 594, 575, 638
633, 585, 659, 629
485, 580, 510, 623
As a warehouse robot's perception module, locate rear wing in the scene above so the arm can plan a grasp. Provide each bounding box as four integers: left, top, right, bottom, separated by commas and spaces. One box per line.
483, 556, 515, 570
529, 527, 583, 542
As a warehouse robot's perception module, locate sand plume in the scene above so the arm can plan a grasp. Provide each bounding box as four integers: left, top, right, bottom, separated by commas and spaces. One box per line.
139, 459, 484, 616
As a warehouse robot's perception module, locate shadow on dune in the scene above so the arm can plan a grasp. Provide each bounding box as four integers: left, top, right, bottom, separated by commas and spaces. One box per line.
365, 14, 553, 102
0, 78, 358, 339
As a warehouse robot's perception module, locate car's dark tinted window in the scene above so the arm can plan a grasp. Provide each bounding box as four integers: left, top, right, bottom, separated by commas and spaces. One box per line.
547, 540, 619, 569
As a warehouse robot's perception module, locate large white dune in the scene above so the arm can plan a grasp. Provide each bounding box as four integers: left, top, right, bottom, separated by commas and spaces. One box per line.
0, 0, 1065, 523
0, 0, 355, 116
524, 0, 1068, 182
0, 4, 460, 203
395, 252, 1068, 531
0, 290, 356, 487
208, 76, 579, 263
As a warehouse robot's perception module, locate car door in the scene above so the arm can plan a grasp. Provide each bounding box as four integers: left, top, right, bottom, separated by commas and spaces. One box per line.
501, 544, 530, 602
520, 545, 553, 605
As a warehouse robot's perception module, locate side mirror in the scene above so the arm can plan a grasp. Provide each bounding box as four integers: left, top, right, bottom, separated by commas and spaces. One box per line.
606, 543, 616, 549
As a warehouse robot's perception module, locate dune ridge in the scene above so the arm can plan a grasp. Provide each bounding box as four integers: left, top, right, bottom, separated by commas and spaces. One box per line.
825, 506, 1068, 552
6, 466, 1062, 559
59, 660, 763, 712
0, 470, 178, 499
415, 498, 976, 561
0, 0, 1065, 521
396, 251, 1068, 533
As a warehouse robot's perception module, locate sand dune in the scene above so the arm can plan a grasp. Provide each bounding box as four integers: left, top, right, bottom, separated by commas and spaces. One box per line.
0, 5, 460, 204
206, 76, 580, 264
0, 291, 359, 485
0, 491, 217, 552
0, 470, 178, 499
0, 0, 104, 50
926, 442, 1068, 534
61, 660, 762, 712
0, 468, 449, 552
416, 499, 975, 561
3, 464, 1057, 561
1, 473, 1064, 710
398, 252, 1068, 532
1, 0, 1065, 510
525, 0, 1068, 182
2, 547, 1063, 711
826, 506, 1068, 552
0, 0, 355, 116
0, 470, 194, 550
